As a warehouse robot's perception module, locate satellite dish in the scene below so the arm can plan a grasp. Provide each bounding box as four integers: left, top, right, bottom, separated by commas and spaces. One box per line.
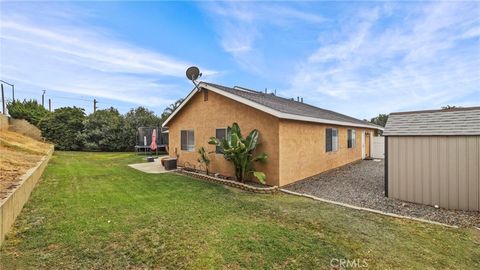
186, 66, 201, 81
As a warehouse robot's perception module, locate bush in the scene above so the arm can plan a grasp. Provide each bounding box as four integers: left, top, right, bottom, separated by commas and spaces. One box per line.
33, 105, 163, 152
208, 122, 268, 184
38, 107, 86, 150
81, 108, 130, 151
7, 99, 50, 126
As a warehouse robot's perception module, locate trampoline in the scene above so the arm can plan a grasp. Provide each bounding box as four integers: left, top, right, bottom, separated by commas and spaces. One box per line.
135, 126, 169, 155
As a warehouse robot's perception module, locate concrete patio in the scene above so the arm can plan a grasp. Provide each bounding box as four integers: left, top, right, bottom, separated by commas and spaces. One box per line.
128, 156, 169, 174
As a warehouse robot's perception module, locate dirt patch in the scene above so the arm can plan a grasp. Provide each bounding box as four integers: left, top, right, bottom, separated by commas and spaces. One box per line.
0, 129, 52, 200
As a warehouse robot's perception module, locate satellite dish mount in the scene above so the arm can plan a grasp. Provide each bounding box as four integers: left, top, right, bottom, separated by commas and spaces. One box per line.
186, 66, 202, 90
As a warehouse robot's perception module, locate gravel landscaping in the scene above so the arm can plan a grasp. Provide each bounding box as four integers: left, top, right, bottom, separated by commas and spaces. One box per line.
285, 160, 480, 228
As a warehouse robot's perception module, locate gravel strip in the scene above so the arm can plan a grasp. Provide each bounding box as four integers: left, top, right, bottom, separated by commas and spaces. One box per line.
285, 160, 479, 228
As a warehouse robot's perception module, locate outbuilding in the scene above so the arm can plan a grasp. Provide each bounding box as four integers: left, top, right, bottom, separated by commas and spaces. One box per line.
384, 107, 480, 211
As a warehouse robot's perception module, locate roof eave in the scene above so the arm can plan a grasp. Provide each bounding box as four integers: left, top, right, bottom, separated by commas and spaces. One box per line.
163, 82, 384, 130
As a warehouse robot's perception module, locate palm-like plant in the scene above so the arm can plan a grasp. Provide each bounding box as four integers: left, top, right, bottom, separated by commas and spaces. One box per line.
197, 146, 210, 174
208, 123, 268, 184
161, 98, 184, 121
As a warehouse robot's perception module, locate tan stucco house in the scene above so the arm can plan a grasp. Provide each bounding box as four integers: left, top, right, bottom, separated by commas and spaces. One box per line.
163, 82, 382, 187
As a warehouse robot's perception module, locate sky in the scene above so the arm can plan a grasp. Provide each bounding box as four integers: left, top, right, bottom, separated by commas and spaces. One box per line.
1, 1, 479, 120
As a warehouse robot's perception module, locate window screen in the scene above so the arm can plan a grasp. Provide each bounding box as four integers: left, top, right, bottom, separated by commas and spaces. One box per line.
180, 130, 194, 151
347, 129, 356, 148
215, 128, 227, 153
326, 128, 338, 152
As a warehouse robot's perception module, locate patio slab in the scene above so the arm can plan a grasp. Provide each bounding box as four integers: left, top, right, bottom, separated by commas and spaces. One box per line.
128, 157, 169, 174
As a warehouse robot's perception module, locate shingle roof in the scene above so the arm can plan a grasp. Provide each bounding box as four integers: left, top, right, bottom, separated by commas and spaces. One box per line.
203, 82, 378, 128
384, 107, 480, 136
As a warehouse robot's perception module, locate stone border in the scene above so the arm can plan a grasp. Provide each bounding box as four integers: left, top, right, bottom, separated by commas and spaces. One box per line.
280, 189, 459, 229
0, 146, 54, 245
177, 170, 278, 194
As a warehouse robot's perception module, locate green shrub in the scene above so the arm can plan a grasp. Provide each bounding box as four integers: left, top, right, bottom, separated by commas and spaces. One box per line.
38, 107, 86, 150
7, 99, 50, 126
81, 107, 130, 151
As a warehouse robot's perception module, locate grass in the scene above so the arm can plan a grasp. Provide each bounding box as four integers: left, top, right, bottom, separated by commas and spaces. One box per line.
1, 152, 479, 269
0, 129, 52, 193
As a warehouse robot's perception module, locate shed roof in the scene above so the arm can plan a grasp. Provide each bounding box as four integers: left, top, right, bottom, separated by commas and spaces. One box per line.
384, 107, 480, 136
162, 82, 381, 130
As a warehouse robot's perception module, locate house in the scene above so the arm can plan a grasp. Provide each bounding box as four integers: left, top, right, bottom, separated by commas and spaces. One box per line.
384, 107, 480, 211
162, 82, 382, 187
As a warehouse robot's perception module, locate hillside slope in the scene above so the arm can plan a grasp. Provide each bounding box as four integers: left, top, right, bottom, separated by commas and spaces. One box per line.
0, 128, 52, 200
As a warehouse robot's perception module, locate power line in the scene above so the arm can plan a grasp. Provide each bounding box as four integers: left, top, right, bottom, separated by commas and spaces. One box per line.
49, 95, 92, 102
6, 88, 151, 113
11, 89, 94, 102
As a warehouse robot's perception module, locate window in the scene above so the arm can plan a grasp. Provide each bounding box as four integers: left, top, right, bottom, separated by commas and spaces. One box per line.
215, 128, 227, 153
326, 128, 338, 152
347, 129, 356, 148
180, 130, 194, 151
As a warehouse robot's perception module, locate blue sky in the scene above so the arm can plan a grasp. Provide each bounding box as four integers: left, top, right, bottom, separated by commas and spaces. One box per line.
1, 1, 479, 119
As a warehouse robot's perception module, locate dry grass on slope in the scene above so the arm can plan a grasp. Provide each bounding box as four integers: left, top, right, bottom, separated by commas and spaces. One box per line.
0, 130, 52, 199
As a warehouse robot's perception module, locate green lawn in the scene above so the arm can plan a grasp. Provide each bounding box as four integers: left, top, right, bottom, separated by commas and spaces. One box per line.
1, 152, 479, 269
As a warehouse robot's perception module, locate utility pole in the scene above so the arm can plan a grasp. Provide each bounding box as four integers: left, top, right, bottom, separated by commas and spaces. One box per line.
48, 98, 52, 112
42, 90, 46, 107
1, 83, 5, 114
93, 99, 98, 113
0, 80, 14, 101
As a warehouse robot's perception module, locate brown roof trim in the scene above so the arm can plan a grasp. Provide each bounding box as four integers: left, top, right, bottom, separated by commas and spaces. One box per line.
390, 106, 480, 116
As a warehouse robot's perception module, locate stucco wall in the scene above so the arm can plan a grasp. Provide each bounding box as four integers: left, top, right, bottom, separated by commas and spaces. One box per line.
167, 89, 280, 186
278, 119, 374, 186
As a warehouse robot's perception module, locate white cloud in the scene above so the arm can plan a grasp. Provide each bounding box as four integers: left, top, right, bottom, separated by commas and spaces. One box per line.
287, 2, 480, 118
202, 2, 325, 73
0, 11, 216, 110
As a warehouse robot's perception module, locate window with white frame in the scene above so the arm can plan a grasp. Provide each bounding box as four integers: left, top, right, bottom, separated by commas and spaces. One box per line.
347, 129, 356, 148
180, 130, 194, 151
326, 128, 338, 152
215, 128, 227, 153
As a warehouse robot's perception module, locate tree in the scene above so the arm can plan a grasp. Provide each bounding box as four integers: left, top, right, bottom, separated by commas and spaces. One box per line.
7, 99, 50, 126
370, 114, 388, 127
124, 107, 162, 149
208, 123, 268, 184
38, 107, 86, 150
160, 98, 184, 122
81, 107, 129, 151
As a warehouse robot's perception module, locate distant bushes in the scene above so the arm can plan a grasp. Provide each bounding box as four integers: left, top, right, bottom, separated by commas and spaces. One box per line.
38, 107, 86, 151
80, 108, 130, 151
7, 99, 50, 126
8, 100, 162, 151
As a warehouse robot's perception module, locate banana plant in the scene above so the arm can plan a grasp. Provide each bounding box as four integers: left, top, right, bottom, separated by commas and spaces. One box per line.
208, 123, 268, 184
197, 146, 210, 174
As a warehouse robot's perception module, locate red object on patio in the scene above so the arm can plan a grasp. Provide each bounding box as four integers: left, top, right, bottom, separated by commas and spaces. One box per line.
150, 129, 157, 150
